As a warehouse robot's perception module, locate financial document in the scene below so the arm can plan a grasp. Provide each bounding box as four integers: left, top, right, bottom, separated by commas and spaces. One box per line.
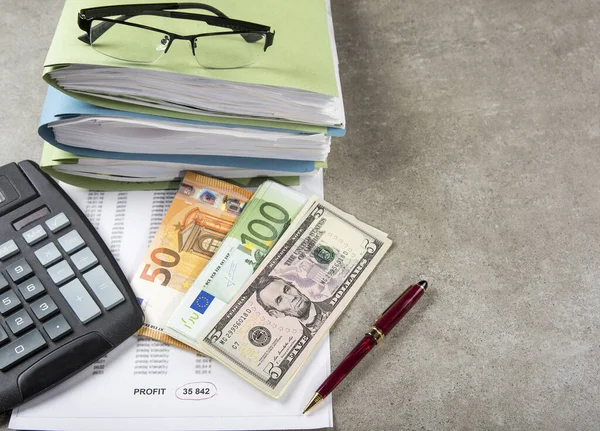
10, 172, 333, 431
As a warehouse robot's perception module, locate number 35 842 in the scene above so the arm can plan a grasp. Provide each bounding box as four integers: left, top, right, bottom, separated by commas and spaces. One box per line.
175, 382, 217, 400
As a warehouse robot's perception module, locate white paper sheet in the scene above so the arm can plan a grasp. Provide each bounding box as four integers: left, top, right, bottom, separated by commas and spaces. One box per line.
51, 116, 330, 161
10, 172, 332, 431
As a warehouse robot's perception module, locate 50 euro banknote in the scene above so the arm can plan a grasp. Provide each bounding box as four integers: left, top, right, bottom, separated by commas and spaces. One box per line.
131, 172, 253, 348
165, 181, 309, 352
196, 197, 392, 398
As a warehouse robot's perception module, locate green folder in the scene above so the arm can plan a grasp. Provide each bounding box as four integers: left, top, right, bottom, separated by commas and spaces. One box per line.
43, 0, 339, 133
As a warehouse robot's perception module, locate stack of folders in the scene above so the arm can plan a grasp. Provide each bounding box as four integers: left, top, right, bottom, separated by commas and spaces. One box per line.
38, 0, 345, 190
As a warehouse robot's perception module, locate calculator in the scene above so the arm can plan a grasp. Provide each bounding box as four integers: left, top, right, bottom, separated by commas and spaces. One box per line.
0, 161, 144, 413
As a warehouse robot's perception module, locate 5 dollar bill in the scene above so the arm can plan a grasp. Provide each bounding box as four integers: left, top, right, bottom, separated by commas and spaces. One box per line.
197, 197, 392, 398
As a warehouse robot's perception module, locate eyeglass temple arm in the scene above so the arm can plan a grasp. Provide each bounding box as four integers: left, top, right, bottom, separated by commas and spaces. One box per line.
78, 15, 129, 45
78, 4, 264, 45
175, 3, 264, 42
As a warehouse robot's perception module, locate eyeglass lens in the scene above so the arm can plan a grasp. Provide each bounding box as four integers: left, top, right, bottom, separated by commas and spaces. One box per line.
89, 18, 170, 63
194, 33, 266, 69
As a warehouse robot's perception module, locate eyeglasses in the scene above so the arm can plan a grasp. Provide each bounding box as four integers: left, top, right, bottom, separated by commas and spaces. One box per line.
77, 3, 275, 69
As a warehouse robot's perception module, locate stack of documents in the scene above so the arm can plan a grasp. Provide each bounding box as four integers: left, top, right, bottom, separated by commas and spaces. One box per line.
38, 0, 345, 189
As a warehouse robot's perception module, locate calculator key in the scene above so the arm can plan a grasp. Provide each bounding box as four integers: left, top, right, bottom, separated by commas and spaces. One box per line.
17, 276, 46, 302
45, 212, 70, 233
0, 273, 8, 293
0, 240, 19, 261
31, 295, 59, 321
6, 259, 33, 283
34, 243, 62, 267
47, 260, 75, 286
0, 291, 21, 316
72, 247, 98, 272
6, 309, 34, 336
0, 325, 7, 346
0, 329, 47, 371
58, 230, 85, 254
42, 315, 72, 341
22, 225, 47, 246
83, 266, 125, 310
59, 279, 101, 324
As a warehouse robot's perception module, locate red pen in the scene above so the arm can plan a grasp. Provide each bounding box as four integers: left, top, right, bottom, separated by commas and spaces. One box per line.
303, 280, 428, 414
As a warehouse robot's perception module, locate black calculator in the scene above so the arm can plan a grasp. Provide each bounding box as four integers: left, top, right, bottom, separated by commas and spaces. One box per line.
0, 161, 144, 413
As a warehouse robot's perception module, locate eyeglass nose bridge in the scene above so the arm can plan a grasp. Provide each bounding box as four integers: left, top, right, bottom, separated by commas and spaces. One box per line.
159, 33, 197, 56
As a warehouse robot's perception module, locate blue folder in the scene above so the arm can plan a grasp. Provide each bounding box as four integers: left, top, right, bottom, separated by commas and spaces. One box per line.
38, 87, 340, 173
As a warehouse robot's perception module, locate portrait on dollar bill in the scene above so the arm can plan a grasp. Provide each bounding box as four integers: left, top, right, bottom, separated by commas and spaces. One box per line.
254, 275, 333, 336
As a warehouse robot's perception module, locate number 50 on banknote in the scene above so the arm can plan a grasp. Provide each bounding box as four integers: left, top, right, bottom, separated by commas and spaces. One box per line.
197, 197, 392, 398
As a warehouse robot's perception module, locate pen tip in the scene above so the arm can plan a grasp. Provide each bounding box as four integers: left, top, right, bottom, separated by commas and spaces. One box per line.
303, 393, 324, 414
417, 280, 428, 290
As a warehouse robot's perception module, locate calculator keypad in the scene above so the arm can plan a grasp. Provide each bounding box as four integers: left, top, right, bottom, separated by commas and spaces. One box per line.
47, 261, 75, 286
0, 330, 47, 371
71, 248, 98, 272
22, 225, 47, 246
42, 315, 72, 341
59, 280, 102, 324
34, 243, 62, 268
30, 296, 58, 321
44, 213, 70, 233
17, 277, 46, 302
58, 230, 85, 254
6, 259, 33, 283
0, 241, 19, 261
83, 266, 124, 310
0, 209, 127, 372
0, 291, 21, 316
6, 309, 34, 336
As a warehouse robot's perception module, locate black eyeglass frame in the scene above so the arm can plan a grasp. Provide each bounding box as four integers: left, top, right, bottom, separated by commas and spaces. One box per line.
77, 2, 275, 57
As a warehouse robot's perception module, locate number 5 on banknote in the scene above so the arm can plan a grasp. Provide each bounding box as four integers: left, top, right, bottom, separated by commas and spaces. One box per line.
198, 197, 392, 398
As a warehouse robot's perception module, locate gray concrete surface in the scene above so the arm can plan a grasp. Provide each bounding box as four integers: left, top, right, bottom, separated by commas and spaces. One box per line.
2, 0, 600, 430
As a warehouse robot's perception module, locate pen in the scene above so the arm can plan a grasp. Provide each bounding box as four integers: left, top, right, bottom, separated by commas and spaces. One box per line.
303, 280, 428, 414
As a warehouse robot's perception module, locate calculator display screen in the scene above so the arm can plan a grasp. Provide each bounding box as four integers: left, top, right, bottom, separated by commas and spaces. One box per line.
0, 175, 19, 211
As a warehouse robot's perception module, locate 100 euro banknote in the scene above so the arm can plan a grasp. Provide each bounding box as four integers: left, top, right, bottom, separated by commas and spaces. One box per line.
165, 181, 308, 352
197, 197, 392, 397
131, 172, 253, 348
